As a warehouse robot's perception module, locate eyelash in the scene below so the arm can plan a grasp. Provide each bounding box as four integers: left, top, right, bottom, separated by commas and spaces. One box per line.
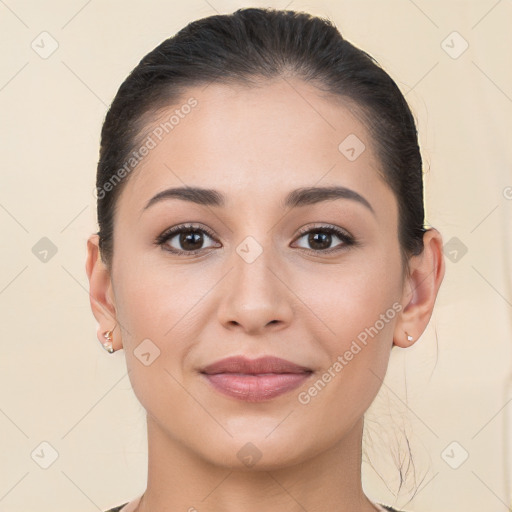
154, 223, 357, 256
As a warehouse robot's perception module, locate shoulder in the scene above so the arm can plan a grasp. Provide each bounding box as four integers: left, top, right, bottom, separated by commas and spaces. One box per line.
104, 502, 407, 512
105, 501, 405, 512
378, 505, 409, 512
103, 503, 128, 512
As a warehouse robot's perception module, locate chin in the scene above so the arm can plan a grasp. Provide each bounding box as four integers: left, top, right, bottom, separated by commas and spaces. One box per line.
193, 434, 314, 472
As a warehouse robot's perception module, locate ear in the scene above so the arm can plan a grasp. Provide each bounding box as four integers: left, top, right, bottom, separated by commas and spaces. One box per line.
85, 234, 122, 350
393, 228, 445, 348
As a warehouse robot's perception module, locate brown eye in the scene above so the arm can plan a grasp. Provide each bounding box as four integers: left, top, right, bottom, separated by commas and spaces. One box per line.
293, 225, 355, 253
155, 224, 220, 255
306, 231, 333, 250
174, 230, 206, 251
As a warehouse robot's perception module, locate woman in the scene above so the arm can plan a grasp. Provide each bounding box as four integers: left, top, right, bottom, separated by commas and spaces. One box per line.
86, 7, 445, 512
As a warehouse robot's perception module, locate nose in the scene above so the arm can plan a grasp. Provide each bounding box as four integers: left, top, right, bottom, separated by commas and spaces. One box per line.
216, 242, 294, 335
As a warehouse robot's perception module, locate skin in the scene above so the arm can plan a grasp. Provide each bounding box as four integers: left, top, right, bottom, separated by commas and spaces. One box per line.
86, 77, 445, 512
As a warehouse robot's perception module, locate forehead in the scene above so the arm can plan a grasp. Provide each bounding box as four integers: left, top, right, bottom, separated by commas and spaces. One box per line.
117, 77, 396, 219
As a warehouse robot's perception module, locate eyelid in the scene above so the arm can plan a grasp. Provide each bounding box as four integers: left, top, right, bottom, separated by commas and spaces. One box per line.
294, 223, 352, 238
154, 223, 220, 255
155, 222, 357, 255
291, 223, 356, 253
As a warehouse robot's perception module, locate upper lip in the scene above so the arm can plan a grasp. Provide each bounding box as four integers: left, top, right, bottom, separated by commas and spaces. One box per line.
201, 356, 312, 375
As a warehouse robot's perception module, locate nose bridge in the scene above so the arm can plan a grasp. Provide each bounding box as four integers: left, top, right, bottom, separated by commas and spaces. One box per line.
235, 235, 274, 292
216, 232, 293, 332
232, 233, 279, 304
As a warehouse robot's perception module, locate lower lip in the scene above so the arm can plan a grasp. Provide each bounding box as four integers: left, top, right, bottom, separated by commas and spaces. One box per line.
202, 372, 312, 402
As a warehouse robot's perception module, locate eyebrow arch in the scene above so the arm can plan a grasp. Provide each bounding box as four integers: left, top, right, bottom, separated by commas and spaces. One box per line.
143, 186, 224, 211
142, 185, 375, 215
283, 186, 375, 215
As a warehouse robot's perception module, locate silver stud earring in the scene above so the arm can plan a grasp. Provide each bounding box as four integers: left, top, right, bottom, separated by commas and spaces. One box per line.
405, 332, 413, 342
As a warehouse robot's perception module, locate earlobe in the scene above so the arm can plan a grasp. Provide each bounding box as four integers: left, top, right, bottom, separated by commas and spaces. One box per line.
85, 234, 119, 349
393, 228, 446, 348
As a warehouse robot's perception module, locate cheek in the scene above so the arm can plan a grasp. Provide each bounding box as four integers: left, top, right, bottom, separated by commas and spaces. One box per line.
303, 249, 402, 343
113, 250, 204, 339
113, 266, 196, 419
112, 254, 212, 392
295, 248, 403, 418
294, 258, 401, 437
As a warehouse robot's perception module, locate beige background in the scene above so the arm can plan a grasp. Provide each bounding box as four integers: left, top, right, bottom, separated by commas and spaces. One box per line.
1, 1, 511, 511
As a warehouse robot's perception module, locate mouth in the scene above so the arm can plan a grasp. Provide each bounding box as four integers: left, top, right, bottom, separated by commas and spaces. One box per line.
200, 356, 313, 402
201, 355, 313, 375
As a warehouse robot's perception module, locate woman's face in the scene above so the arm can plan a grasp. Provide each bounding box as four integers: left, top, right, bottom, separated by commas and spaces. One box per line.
104, 78, 408, 468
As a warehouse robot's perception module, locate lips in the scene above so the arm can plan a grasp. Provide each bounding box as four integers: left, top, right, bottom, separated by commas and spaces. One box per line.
200, 355, 312, 375
200, 356, 313, 402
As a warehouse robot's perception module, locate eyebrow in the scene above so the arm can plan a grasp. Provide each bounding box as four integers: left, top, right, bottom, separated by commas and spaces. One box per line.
143, 185, 375, 215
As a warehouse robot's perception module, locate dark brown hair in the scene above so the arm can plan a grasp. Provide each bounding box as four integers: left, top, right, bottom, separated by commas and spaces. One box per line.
95, 7, 426, 274
94, 8, 429, 501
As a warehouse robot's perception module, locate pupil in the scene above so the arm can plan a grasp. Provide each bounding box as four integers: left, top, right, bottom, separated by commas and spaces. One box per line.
180, 231, 203, 250
309, 232, 331, 250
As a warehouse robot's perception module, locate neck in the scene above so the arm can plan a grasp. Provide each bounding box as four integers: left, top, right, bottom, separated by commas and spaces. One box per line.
137, 415, 378, 512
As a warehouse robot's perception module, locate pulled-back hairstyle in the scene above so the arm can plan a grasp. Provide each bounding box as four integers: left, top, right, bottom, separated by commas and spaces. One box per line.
94, 8, 430, 502
96, 7, 426, 276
